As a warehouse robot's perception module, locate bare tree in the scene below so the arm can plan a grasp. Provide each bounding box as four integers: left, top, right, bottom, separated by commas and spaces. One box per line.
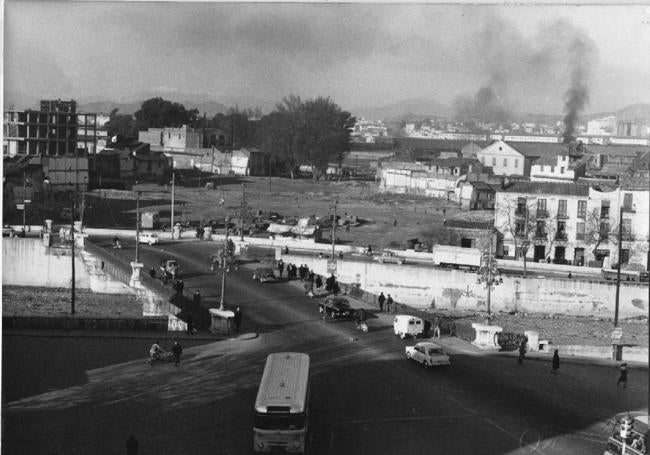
584, 207, 621, 263
497, 196, 537, 277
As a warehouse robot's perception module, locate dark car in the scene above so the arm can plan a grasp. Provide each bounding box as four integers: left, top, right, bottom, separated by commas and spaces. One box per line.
318, 296, 354, 319
252, 267, 276, 283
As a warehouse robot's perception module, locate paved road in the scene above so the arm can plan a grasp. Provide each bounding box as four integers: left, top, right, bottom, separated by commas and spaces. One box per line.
2, 238, 647, 454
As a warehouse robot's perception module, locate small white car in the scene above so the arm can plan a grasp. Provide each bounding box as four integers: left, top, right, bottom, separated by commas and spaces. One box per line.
375, 251, 404, 265
138, 231, 160, 245
405, 342, 450, 368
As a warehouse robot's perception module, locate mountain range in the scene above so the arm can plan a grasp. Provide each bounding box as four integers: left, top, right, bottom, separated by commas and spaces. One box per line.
4, 89, 649, 126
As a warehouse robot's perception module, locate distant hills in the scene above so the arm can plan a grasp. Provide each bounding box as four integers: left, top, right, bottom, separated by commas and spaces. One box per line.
350, 98, 453, 122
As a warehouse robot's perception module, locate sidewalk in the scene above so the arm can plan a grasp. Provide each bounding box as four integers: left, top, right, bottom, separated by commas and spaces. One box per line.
285, 278, 648, 370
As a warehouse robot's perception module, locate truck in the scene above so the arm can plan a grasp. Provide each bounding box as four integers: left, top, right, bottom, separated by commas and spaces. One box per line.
141, 211, 160, 230
432, 245, 482, 271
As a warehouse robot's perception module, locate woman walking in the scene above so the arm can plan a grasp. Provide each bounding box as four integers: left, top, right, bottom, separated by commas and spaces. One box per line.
551, 350, 560, 374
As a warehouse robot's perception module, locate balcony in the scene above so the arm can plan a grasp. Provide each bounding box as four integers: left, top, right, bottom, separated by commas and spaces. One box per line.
622, 206, 635, 213
536, 210, 549, 218
556, 211, 569, 220
555, 232, 568, 241
515, 208, 527, 218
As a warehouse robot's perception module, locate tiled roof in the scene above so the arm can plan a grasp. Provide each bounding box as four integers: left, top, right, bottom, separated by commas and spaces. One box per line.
498, 181, 590, 196
396, 138, 491, 151
469, 181, 495, 191
532, 153, 560, 166
444, 219, 495, 230
426, 157, 479, 167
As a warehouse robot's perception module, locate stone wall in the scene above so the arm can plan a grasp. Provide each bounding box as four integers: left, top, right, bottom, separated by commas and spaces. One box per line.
282, 253, 648, 318
2, 238, 91, 288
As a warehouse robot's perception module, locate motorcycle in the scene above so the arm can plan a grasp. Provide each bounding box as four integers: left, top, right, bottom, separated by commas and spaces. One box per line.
147, 351, 175, 366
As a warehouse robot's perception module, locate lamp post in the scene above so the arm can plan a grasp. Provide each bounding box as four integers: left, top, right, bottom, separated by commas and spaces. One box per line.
219, 216, 231, 310
331, 199, 338, 259
477, 240, 502, 322
135, 191, 141, 263
70, 198, 76, 315
170, 170, 175, 233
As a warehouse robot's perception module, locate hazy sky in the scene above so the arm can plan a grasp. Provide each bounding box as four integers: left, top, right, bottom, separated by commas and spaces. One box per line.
4, 1, 650, 115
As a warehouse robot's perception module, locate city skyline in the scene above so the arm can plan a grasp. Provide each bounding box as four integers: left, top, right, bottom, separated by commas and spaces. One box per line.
4, 2, 650, 116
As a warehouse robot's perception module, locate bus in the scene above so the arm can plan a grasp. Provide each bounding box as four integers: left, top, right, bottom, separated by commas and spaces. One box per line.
253, 352, 311, 454
602, 269, 650, 283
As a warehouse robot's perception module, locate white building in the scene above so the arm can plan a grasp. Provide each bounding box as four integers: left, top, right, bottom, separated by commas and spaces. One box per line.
476, 140, 538, 177
530, 153, 588, 182
494, 180, 649, 269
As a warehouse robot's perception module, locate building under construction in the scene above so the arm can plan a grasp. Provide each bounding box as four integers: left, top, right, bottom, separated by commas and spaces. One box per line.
3, 99, 98, 157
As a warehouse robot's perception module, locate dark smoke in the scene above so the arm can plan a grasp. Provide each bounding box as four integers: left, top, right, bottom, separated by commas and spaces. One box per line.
453, 86, 509, 126
562, 37, 592, 143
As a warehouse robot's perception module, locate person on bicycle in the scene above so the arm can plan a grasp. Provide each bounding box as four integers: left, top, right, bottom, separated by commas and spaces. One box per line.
149, 341, 163, 360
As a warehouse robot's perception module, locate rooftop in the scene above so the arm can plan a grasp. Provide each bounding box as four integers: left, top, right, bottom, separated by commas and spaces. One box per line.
444, 219, 495, 230
499, 181, 590, 196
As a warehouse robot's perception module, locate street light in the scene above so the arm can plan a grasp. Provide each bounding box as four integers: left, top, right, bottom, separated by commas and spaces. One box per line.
476, 240, 502, 322
219, 216, 232, 310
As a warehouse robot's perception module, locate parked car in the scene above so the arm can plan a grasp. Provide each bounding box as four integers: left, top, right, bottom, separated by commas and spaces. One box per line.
138, 231, 160, 245
374, 251, 404, 265
318, 296, 354, 319
405, 342, 450, 368
393, 315, 424, 339
252, 267, 276, 283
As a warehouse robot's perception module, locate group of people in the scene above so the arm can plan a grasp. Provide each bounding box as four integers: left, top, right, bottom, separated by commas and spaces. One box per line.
377, 292, 395, 314
283, 262, 314, 282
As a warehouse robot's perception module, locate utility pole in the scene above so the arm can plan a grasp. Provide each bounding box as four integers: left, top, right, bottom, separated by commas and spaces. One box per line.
70, 199, 76, 315
80, 176, 87, 227
486, 241, 493, 319
614, 205, 624, 327
135, 191, 140, 263
22, 171, 27, 233
220, 216, 230, 310
331, 200, 338, 259
240, 183, 245, 241
170, 170, 175, 233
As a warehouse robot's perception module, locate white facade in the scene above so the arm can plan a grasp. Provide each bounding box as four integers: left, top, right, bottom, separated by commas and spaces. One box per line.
530, 155, 580, 182
477, 140, 527, 176
495, 183, 649, 269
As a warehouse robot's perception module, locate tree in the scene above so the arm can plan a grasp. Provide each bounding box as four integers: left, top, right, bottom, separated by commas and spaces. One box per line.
134, 97, 199, 130
104, 108, 138, 144
584, 207, 621, 263
497, 196, 537, 277
213, 107, 259, 148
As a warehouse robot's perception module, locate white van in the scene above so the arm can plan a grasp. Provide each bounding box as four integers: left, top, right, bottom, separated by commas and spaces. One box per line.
393, 315, 424, 339
138, 231, 159, 245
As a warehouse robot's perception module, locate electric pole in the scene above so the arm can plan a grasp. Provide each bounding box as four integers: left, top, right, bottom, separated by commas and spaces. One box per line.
135, 191, 140, 263
70, 199, 76, 315
170, 170, 175, 234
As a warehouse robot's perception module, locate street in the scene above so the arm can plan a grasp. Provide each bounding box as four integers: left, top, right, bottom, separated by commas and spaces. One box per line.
2, 238, 647, 454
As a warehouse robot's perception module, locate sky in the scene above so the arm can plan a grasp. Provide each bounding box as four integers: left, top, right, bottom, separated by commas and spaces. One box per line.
3, 1, 650, 116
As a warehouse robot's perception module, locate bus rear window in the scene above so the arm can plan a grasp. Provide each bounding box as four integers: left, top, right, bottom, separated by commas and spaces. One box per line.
254, 413, 306, 430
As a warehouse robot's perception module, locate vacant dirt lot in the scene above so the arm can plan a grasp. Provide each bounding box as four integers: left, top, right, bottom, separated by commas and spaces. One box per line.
86, 176, 494, 250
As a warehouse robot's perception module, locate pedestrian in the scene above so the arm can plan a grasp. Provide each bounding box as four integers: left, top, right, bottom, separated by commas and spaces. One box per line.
234, 307, 242, 333
186, 314, 194, 335
551, 349, 560, 374
171, 340, 183, 366
125, 435, 139, 455
175, 279, 184, 295
518, 340, 527, 365
386, 294, 394, 314
193, 289, 201, 305
315, 275, 323, 289
378, 292, 386, 312
149, 266, 156, 278
617, 363, 628, 388
433, 317, 441, 339
277, 259, 285, 278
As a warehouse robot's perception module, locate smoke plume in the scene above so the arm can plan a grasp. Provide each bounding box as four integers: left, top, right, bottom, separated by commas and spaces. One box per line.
453, 86, 509, 125
561, 37, 593, 143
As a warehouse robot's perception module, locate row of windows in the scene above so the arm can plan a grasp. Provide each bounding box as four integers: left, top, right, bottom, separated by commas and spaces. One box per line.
481, 156, 519, 168
516, 195, 634, 219
515, 219, 632, 240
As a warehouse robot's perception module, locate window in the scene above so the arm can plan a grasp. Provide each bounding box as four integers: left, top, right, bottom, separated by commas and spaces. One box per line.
601, 200, 610, 219
537, 198, 547, 211
550, 166, 555, 173
623, 193, 633, 210
514, 159, 519, 168
560, 167, 565, 174
503, 158, 508, 167
515, 220, 526, 236
492, 157, 496, 166
516, 197, 527, 215
558, 199, 567, 218
622, 219, 632, 240
556, 221, 567, 240
536, 220, 546, 237
600, 222, 610, 239
577, 200, 587, 219
576, 222, 585, 240
481, 157, 485, 164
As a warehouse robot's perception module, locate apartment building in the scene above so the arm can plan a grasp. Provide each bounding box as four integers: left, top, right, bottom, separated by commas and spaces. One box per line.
138, 125, 204, 152
494, 180, 649, 270
476, 140, 540, 177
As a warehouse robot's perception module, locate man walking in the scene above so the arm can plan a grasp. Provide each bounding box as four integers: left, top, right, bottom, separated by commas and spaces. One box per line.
378, 292, 386, 313
171, 340, 183, 366
617, 363, 628, 387
193, 289, 201, 305
386, 294, 394, 314
433, 316, 441, 339
551, 349, 560, 374
277, 260, 285, 278
518, 340, 527, 365
234, 307, 242, 333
